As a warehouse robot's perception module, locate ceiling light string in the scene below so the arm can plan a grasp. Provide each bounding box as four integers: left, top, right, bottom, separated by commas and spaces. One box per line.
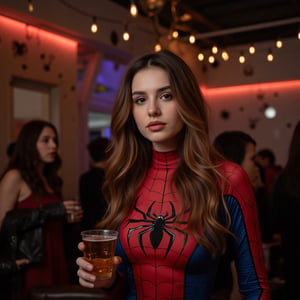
29, 0, 300, 55
27, 0, 34, 13
57, 0, 125, 35
90, 16, 98, 34
130, 0, 138, 17
122, 23, 130, 41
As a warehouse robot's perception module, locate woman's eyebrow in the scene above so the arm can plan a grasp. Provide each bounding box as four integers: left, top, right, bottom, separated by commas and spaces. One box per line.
132, 85, 171, 96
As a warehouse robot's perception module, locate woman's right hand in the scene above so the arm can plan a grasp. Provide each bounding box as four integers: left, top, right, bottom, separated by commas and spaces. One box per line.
76, 242, 122, 289
63, 200, 83, 223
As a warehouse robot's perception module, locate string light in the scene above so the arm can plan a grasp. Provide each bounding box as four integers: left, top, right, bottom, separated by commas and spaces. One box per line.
197, 52, 205, 61
122, 24, 130, 41
298, 30, 300, 40
154, 42, 162, 52
130, 0, 138, 17
212, 45, 218, 54
221, 50, 229, 61
249, 45, 255, 54
267, 49, 274, 62
189, 34, 196, 44
90, 16, 98, 33
24, 0, 295, 59
28, 0, 34, 12
208, 55, 215, 64
276, 39, 283, 48
172, 30, 179, 39
239, 52, 245, 64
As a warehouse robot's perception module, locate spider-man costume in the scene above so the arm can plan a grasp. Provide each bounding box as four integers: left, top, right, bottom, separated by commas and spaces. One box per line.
104, 149, 270, 299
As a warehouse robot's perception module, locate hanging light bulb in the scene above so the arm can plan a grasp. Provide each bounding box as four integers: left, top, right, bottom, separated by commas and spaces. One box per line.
267, 49, 274, 62
239, 52, 245, 64
130, 0, 138, 17
221, 50, 229, 61
212, 45, 218, 54
123, 24, 130, 41
154, 42, 162, 52
208, 55, 215, 64
197, 52, 204, 61
90, 17, 98, 33
172, 30, 178, 39
276, 39, 283, 48
298, 30, 300, 40
28, 0, 34, 12
189, 34, 196, 44
249, 45, 255, 54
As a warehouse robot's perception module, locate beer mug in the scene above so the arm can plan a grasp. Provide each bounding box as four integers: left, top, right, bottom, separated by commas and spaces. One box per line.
81, 229, 118, 281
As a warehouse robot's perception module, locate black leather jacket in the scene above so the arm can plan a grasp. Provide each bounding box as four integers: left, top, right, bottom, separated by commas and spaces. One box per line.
0, 202, 66, 265
0, 260, 18, 276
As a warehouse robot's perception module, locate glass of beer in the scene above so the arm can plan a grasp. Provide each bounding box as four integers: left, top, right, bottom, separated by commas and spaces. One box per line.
81, 229, 118, 281
67, 196, 81, 223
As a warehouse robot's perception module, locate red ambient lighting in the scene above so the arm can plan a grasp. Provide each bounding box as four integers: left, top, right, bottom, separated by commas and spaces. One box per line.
201, 80, 300, 97
0, 15, 77, 49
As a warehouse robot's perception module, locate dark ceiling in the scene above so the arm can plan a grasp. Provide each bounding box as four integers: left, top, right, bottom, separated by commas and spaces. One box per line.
111, 0, 300, 49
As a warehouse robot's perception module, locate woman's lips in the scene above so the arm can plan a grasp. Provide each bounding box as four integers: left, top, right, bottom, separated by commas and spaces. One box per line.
147, 121, 166, 131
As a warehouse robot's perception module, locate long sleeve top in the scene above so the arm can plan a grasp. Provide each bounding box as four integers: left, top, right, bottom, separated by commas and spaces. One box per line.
103, 150, 270, 299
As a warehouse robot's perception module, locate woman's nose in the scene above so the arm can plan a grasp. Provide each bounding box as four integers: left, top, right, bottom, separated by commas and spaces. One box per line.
148, 100, 161, 117
49, 139, 57, 148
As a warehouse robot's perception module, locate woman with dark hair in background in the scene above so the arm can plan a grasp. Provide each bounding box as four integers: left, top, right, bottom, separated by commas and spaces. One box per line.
76, 50, 270, 299
0, 120, 82, 299
271, 121, 300, 299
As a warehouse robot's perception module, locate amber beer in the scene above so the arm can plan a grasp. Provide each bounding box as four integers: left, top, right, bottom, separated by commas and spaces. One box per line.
81, 230, 118, 280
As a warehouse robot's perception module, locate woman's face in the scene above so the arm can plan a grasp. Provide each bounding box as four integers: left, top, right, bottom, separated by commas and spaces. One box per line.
241, 142, 260, 186
36, 126, 58, 163
131, 66, 184, 152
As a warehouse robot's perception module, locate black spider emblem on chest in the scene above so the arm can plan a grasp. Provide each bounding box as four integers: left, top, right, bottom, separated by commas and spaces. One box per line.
127, 199, 189, 258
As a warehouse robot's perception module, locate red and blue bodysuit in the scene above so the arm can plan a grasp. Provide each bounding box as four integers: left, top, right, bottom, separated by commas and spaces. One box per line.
104, 149, 270, 299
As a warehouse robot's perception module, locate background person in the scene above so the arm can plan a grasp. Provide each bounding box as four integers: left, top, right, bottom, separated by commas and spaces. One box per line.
76, 50, 270, 299
255, 148, 282, 199
271, 121, 300, 299
80, 136, 109, 230
0, 119, 82, 299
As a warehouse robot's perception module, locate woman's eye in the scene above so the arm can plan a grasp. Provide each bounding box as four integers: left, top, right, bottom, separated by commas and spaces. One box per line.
161, 93, 173, 101
134, 97, 145, 104
41, 137, 49, 143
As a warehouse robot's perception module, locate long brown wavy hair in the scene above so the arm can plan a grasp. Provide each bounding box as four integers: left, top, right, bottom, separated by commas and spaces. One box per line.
99, 50, 230, 255
3, 120, 62, 197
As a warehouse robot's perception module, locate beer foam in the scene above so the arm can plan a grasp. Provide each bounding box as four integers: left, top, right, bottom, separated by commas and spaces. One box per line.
83, 236, 116, 242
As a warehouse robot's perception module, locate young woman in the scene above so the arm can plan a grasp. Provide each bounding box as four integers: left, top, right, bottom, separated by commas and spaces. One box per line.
0, 120, 82, 299
271, 120, 300, 298
76, 50, 270, 299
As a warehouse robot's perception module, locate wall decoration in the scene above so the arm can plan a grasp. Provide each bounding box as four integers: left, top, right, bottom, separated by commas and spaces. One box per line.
12, 41, 28, 56
40, 53, 55, 72
249, 117, 259, 129
220, 109, 230, 120
243, 64, 254, 76
256, 91, 264, 100
110, 31, 118, 46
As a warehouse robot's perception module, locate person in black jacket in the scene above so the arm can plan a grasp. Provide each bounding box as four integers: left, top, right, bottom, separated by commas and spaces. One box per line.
79, 136, 110, 230
0, 120, 82, 299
